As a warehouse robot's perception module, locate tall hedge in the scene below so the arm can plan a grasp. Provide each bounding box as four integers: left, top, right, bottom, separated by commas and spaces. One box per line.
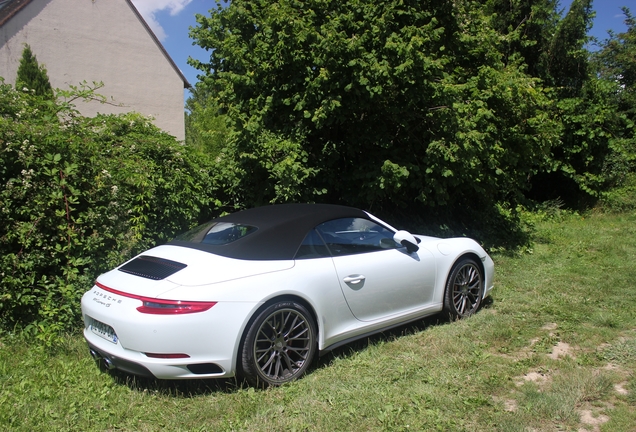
0, 80, 220, 341
189, 0, 560, 246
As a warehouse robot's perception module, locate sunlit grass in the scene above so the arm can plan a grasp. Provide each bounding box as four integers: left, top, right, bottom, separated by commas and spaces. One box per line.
1, 211, 635, 431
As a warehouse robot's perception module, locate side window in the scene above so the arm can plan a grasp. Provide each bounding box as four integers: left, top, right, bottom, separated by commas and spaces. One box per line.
315, 217, 400, 257
174, 221, 257, 245
295, 229, 331, 259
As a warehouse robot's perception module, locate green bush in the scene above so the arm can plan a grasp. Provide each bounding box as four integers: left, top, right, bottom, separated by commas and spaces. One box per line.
0, 79, 220, 342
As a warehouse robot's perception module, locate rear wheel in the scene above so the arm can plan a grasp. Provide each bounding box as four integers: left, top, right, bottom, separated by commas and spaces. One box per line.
443, 258, 483, 319
240, 301, 316, 387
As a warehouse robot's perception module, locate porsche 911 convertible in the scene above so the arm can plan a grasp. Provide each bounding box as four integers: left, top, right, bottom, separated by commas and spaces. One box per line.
81, 204, 494, 386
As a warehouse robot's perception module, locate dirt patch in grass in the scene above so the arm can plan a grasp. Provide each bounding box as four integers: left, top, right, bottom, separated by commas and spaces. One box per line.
549, 341, 574, 360
578, 407, 610, 432
516, 370, 551, 387
614, 382, 629, 395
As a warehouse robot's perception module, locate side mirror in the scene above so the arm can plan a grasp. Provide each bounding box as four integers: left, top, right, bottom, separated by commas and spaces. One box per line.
393, 230, 419, 253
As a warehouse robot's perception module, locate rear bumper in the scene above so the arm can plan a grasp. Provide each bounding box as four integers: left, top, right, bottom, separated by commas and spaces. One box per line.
81, 288, 260, 379
87, 342, 154, 377
83, 328, 232, 379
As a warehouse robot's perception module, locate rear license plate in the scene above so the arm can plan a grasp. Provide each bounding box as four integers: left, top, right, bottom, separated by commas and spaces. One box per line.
89, 317, 118, 344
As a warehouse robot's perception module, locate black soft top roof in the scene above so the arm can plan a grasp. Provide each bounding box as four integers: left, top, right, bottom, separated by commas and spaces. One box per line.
169, 203, 369, 260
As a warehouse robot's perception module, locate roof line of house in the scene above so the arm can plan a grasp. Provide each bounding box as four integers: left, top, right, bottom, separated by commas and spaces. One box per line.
0, 0, 191, 89
0, 0, 31, 27
125, 0, 191, 89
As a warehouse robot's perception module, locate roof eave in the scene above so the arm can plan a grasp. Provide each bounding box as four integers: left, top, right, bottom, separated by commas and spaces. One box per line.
125, 0, 191, 89
0, 0, 33, 27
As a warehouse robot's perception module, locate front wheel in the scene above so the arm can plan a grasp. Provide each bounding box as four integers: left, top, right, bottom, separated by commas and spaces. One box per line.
240, 301, 317, 387
443, 258, 484, 319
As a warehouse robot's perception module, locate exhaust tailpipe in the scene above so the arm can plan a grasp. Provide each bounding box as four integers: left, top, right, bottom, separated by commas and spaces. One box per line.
89, 348, 102, 360
103, 357, 116, 370
89, 348, 116, 371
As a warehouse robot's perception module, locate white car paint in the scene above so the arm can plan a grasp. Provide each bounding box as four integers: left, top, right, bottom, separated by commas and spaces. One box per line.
81, 210, 494, 381
331, 246, 437, 321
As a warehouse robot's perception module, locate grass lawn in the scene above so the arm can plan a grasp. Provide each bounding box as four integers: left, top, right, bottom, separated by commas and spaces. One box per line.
1, 211, 635, 431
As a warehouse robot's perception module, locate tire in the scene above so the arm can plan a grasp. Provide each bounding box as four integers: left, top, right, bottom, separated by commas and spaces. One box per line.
240, 300, 317, 387
443, 257, 484, 319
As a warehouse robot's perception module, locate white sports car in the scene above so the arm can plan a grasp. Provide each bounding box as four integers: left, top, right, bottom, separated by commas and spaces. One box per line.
81, 204, 494, 386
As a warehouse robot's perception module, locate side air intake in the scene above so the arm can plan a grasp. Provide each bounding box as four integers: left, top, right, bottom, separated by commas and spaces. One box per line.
118, 256, 187, 280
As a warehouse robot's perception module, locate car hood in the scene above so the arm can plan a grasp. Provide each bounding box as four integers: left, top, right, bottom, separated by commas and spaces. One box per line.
95, 245, 294, 297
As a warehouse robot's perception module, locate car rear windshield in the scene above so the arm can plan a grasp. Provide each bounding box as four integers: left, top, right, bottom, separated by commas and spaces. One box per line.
173, 222, 258, 245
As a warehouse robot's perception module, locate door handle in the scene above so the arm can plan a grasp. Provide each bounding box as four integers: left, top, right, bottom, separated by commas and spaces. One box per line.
343, 275, 365, 285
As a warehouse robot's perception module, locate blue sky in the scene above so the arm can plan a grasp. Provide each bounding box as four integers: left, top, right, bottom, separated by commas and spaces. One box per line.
131, 0, 633, 94
130, 0, 212, 89
561, 0, 631, 42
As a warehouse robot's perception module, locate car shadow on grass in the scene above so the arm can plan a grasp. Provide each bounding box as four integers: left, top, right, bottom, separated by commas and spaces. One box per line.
101, 298, 495, 396
318, 295, 495, 366
315, 313, 452, 370
104, 367, 243, 396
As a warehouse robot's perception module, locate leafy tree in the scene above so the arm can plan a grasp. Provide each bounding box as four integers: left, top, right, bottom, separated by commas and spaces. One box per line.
485, 0, 560, 80
190, 0, 559, 244
470, 1, 631, 208
15, 44, 53, 98
546, 0, 593, 97
515, 0, 621, 207
485, 0, 592, 94
185, 84, 230, 157
540, 1, 635, 207
589, 7, 636, 208
593, 7, 636, 122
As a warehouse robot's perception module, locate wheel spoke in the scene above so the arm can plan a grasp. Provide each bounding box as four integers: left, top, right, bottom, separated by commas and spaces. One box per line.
285, 345, 309, 355
281, 352, 295, 372
255, 346, 273, 361
288, 328, 309, 341
274, 355, 282, 378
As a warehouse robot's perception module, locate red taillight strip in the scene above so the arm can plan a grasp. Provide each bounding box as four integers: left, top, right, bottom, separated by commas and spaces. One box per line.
145, 353, 190, 359
95, 281, 217, 315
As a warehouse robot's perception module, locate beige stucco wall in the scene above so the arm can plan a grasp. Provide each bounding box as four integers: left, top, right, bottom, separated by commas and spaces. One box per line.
0, 0, 186, 140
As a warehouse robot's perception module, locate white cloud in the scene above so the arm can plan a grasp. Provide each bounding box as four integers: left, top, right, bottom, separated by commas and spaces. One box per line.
131, 0, 193, 41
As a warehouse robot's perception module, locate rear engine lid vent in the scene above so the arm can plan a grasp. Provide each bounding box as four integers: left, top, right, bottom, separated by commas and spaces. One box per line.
118, 256, 187, 280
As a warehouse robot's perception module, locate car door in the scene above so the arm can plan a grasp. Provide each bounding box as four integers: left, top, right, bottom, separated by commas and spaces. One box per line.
315, 217, 437, 322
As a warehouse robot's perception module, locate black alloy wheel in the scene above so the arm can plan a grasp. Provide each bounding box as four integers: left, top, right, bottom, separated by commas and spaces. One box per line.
443, 257, 484, 319
240, 300, 317, 387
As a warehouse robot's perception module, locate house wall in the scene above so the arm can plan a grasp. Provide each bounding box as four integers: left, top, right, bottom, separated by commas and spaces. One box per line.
0, 0, 186, 140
